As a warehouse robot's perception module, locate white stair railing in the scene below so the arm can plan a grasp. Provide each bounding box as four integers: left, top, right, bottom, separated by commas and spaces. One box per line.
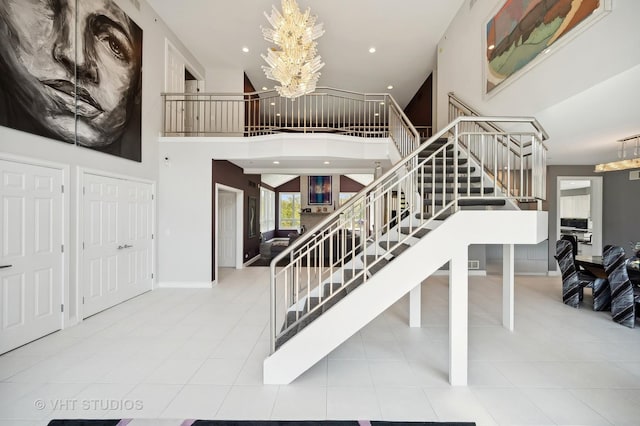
449, 93, 549, 201
269, 115, 548, 353
161, 87, 419, 158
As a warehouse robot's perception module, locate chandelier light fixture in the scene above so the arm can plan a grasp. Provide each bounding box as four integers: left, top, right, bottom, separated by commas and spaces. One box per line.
261, 0, 325, 99
594, 134, 640, 172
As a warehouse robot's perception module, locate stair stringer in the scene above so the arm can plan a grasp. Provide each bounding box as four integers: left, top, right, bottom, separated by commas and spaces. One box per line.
264, 210, 548, 384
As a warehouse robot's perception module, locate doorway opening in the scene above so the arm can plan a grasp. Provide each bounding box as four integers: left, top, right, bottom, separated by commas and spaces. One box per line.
214, 184, 244, 284
556, 176, 603, 266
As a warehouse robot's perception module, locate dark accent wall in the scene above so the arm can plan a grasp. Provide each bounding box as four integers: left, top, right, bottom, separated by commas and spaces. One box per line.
403, 74, 433, 129
603, 169, 640, 257
340, 175, 365, 192
244, 73, 258, 136
211, 160, 261, 281
260, 182, 276, 242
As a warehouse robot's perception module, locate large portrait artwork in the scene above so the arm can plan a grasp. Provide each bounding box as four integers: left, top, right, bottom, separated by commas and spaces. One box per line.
0, 0, 143, 162
485, 0, 604, 95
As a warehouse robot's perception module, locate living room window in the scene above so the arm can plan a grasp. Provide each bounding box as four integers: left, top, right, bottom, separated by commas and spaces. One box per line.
339, 192, 356, 205
279, 192, 301, 230
260, 187, 275, 232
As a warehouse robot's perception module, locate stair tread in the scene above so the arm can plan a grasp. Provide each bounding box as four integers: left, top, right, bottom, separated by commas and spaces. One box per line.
422, 187, 496, 194
420, 198, 507, 207
422, 166, 476, 173
400, 227, 431, 238
414, 211, 453, 220
361, 255, 390, 275
378, 241, 411, 257
420, 176, 482, 183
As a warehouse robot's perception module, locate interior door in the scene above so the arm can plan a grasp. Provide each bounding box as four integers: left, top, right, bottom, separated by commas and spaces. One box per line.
218, 191, 236, 268
83, 174, 153, 318
120, 180, 153, 299
83, 174, 121, 317
184, 79, 200, 135
0, 159, 63, 354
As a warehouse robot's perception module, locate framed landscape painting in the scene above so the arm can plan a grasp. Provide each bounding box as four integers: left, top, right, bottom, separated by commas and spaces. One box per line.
484, 0, 610, 95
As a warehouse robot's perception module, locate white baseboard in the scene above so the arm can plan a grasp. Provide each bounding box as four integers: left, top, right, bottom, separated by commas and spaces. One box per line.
244, 255, 262, 267
547, 270, 561, 277
157, 281, 213, 289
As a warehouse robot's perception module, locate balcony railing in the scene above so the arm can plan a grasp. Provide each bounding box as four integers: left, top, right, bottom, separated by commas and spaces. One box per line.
161, 87, 419, 157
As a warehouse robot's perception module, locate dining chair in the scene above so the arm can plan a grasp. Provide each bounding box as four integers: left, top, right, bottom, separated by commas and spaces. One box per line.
555, 239, 610, 310
602, 245, 640, 328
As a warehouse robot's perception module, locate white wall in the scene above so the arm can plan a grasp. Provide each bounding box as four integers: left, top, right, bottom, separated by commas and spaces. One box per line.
205, 67, 244, 92
0, 0, 204, 323
436, 0, 640, 129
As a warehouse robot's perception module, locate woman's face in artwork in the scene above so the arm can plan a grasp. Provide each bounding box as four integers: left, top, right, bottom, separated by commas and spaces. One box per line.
0, 0, 141, 146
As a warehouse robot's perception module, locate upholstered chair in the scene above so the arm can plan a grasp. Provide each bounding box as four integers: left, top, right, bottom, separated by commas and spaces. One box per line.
555, 239, 610, 310
603, 245, 640, 328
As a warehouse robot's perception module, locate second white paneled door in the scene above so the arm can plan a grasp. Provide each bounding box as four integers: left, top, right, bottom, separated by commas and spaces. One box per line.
82, 173, 153, 318
0, 159, 63, 354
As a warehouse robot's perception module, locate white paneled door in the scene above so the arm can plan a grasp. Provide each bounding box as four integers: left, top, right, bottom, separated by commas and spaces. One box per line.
0, 159, 63, 354
218, 191, 236, 268
83, 174, 153, 318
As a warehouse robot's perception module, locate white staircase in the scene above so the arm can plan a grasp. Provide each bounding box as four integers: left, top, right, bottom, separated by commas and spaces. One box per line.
264, 111, 549, 385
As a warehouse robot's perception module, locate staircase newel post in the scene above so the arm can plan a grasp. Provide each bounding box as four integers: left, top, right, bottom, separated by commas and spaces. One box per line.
453, 122, 459, 212
269, 264, 276, 354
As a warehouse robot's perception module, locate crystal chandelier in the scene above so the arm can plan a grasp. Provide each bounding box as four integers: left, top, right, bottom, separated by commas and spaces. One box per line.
594, 134, 640, 172
261, 0, 325, 99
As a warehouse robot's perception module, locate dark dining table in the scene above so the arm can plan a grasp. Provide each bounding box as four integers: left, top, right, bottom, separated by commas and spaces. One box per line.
575, 254, 640, 285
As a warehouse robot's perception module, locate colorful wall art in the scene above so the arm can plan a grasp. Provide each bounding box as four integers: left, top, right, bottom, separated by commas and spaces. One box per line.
308, 175, 332, 205
485, 0, 602, 94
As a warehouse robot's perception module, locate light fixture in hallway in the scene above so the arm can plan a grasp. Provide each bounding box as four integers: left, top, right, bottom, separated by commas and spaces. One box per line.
261, 0, 325, 99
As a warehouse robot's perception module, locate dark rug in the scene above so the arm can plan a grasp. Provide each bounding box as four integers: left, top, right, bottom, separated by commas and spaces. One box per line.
48, 421, 475, 426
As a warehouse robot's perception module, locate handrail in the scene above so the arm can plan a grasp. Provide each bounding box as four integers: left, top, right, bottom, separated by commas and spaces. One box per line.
269, 115, 548, 353
448, 93, 549, 200
448, 92, 549, 144
161, 87, 419, 160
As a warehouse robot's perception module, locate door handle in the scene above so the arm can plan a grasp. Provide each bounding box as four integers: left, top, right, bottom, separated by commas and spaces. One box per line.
117, 245, 125, 250
0, 264, 12, 269
124, 244, 133, 249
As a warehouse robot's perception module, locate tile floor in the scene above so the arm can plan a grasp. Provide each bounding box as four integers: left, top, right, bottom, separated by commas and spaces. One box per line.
1, 265, 639, 425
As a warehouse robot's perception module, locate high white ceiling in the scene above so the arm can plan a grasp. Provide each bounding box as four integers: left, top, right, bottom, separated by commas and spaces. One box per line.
148, 0, 640, 169
146, 0, 465, 108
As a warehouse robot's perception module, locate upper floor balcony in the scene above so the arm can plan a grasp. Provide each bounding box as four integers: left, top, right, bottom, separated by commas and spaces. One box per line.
160, 88, 431, 173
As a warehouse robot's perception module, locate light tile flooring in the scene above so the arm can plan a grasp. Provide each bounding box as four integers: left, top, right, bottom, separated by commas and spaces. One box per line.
1, 265, 639, 425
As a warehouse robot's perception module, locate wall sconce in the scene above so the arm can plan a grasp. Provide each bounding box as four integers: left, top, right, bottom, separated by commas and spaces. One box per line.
594, 135, 640, 172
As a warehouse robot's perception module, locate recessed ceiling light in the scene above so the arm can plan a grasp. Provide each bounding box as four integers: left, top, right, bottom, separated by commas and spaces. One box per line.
323, 161, 330, 165
543, 48, 551, 54
242, 47, 249, 53
369, 47, 376, 53
273, 161, 280, 165
276, 113, 281, 116
487, 44, 495, 50
387, 85, 393, 90
262, 86, 268, 91
379, 102, 385, 106
270, 102, 276, 106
